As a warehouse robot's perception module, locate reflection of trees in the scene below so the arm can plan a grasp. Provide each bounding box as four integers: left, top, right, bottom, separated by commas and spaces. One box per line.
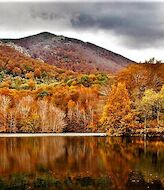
0, 137, 163, 189
0, 137, 65, 174
99, 138, 134, 189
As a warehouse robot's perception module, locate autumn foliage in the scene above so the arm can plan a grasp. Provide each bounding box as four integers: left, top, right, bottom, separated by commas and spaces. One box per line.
0, 43, 163, 135
100, 83, 137, 135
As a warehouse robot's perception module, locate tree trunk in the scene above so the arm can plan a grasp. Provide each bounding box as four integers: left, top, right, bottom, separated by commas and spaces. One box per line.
144, 115, 147, 140
157, 110, 160, 128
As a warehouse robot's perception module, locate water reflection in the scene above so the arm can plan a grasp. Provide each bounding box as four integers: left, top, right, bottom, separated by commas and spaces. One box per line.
0, 137, 163, 190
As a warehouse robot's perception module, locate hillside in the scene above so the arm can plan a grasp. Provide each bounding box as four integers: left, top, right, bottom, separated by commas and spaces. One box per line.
0, 33, 163, 135
1, 32, 136, 73
0, 42, 111, 90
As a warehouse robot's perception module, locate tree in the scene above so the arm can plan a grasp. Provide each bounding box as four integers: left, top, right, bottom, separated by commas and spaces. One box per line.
34, 68, 42, 78
17, 96, 34, 119
37, 99, 49, 132
25, 72, 34, 79
117, 64, 164, 93
37, 99, 66, 132
100, 83, 136, 135
48, 104, 66, 132
0, 113, 5, 132
12, 67, 21, 76
7, 108, 18, 133
138, 86, 164, 132
0, 95, 11, 130
28, 80, 36, 90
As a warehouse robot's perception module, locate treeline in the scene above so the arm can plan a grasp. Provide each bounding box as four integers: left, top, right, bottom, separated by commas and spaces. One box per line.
0, 65, 163, 134
0, 85, 99, 132
101, 63, 164, 135
0, 43, 163, 134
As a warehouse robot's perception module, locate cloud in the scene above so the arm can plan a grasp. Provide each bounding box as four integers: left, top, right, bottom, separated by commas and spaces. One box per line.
0, 2, 164, 50
70, 3, 164, 48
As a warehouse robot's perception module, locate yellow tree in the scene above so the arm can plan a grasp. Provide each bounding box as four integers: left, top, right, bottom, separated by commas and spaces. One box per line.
100, 83, 136, 135
139, 85, 164, 131
158, 85, 164, 127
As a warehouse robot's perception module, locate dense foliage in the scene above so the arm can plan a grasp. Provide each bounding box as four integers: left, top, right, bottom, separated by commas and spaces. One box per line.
0, 43, 163, 135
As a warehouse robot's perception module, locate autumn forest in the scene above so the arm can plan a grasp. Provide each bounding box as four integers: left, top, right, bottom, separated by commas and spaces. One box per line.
0, 38, 163, 135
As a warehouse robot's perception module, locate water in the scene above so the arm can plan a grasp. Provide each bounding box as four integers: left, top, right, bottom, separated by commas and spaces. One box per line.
0, 136, 163, 190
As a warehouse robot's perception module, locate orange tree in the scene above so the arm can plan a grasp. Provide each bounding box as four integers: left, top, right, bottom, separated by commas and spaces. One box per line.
100, 82, 137, 135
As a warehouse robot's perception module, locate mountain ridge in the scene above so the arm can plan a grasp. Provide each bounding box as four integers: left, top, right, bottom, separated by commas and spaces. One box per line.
1, 32, 136, 73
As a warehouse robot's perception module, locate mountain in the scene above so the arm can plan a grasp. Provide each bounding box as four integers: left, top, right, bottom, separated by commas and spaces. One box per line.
1, 32, 136, 73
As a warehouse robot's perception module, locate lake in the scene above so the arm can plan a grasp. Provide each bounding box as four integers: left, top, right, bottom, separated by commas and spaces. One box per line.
0, 136, 163, 190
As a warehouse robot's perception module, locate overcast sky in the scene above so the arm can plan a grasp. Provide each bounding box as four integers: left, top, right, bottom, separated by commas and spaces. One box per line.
0, 1, 164, 62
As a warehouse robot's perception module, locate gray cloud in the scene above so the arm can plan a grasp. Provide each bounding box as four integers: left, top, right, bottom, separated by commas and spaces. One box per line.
70, 3, 164, 48
0, 2, 164, 49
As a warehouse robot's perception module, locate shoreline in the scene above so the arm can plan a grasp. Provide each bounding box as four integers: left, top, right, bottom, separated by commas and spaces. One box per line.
0, 133, 107, 137
0, 133, 163, 138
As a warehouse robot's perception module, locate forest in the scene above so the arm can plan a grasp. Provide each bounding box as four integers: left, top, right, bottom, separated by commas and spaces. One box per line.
0, 43, 163, 135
